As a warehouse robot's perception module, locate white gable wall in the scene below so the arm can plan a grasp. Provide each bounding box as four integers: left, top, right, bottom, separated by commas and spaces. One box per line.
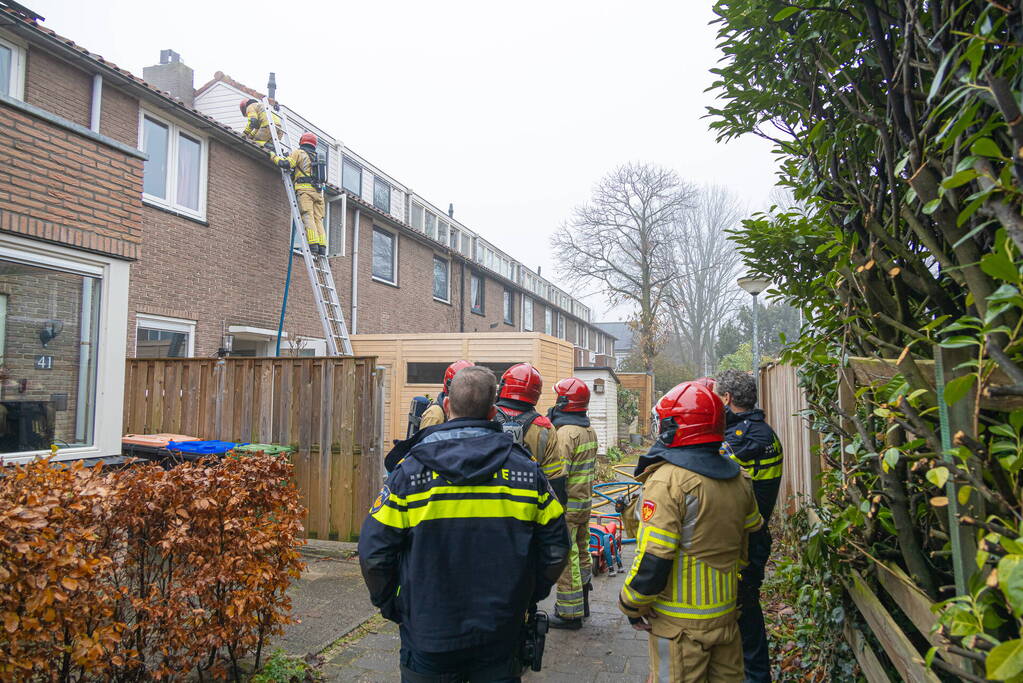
574, 368, 619, 455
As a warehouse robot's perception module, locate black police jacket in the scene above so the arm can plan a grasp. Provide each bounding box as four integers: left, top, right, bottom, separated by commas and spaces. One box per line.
358, 418, 570, 653
723, 408, 783, 523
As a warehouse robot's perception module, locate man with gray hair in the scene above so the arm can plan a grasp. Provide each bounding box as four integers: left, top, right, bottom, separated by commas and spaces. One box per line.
715, 369, 783, 683
360, 365, 569, 682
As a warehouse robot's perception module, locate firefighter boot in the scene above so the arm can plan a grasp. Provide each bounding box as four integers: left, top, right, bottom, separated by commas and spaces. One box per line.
549, 613, 582, 630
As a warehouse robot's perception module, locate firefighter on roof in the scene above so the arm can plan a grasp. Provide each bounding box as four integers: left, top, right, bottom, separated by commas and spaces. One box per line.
547, 377, 598, 630
715, 369, 783, 683
272, 132, 327, 256
239, 97, 283, 151
494, 363, 566, 503
420, 360, 474, 430
619, 381, 762, 682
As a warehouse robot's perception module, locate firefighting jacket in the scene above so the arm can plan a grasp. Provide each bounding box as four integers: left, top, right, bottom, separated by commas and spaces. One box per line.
418, 393, 446, 431
271, 145, 319, 193
723, 408, 783, 523
358, 418, 570, 652
548, 408, 597, 526
242, 101, 282, 138
619, 442, 762, 635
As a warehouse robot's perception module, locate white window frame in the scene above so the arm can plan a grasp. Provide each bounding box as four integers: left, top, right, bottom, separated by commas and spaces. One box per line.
371, 226, 398, 285
135, 313, 196, 358
342, 157, 363, 196
373, 177, 391, 213
470, 272, 484, 315
545, 307, 553, 335
0, 32, 27, 100
432, 255, 450, 303
138, 109, 208, 220
0, 233, 129, 465
522, 296, 534, 332
411, 203, 425, 232
503, 290, 514, 325
558, 313, 566, 339
326, 195, 347, 257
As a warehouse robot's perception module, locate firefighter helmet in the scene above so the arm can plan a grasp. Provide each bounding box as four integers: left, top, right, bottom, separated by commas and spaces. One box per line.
655, 381, 725, 448
239, 98, 257, 115
553, 377, 590, 412
499, 363, 543, 405
694, 376, 717, 392
443, 360, 474, 392
299, 132, 318, 148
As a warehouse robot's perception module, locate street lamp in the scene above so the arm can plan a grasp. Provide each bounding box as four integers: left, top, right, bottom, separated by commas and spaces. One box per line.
737, 275, 772, 401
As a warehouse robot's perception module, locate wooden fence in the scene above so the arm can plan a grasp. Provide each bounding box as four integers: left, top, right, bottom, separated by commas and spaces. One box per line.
123, 356, 384, 541
759, 363, 820, 515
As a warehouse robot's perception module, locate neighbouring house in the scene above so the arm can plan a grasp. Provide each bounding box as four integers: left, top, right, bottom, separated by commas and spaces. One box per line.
595, 321, 633, 368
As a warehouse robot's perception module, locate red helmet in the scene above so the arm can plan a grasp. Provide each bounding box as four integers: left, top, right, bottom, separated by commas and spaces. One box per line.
239, 98, 257, 115
443, 360, 474, 392
554, 377, 590, 412
499, 363, 543, 405
655, 381, 725, 448
694, 377, 716, 392
299, 132, 318, 148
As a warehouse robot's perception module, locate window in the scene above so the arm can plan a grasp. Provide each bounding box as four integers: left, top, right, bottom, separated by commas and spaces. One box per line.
327, 198, 345, 257
598, 334, 605, 354
558, 313, 565, 339
583, 326, 589, 350
372, 227, 397, 284
342, 158, 362, 195
135, 314, 194, 358
523, 297, 534, 332
411, 203, 424, 232
470, 273, 484, 314
374, 178, 391, 213
407, 362, 449, 385
463, 235, 473, 257
450, 228, 460, 252
433, 257, 449, 302
140, 112, 206, 218
545, 307, 553, 335
503, 290, 514, 325
425, 212, 437, 240
0, 35, 25, 99
437, 220, 449, 245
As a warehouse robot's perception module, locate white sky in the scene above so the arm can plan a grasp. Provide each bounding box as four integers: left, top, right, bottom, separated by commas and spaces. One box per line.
30, 0, 779, 321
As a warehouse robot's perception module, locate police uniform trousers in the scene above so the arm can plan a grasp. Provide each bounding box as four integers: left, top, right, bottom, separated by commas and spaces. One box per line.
399, 645, 520, 683
555, 520, 591, 619
297, 189, 326, 248
738, 527, 772, 682
647, 622, 744, 683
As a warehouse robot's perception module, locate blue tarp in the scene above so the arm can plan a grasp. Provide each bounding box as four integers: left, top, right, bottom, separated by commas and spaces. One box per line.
167, 440, 244, 455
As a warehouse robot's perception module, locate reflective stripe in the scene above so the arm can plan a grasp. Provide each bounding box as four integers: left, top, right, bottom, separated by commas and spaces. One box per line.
751, 464, 782, 480
622, 583, 656, 605
745, 511, 763, 529
646, 527, 678, 550
656, 636, 672, 683
574, 441, 598, 453
658, 554, 739, 620
566, 500, 591, 510
652, 600, 736, 619
679, 494, 698, 550
543, 461, 564, 477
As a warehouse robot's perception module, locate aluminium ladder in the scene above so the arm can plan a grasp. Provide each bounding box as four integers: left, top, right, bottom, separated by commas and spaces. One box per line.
261, 97, 353, 356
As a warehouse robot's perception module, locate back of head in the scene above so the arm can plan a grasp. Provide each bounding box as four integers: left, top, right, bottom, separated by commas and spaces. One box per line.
498, 363, 543, 405
714, 369, 757, 410
655, 381, 725, 448
448, 366, 497, 419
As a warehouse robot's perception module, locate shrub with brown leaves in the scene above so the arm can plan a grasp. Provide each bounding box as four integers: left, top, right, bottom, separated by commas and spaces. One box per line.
0, 454, 305, 681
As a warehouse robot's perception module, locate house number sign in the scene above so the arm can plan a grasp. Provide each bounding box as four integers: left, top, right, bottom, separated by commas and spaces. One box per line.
34, 355, 54, 370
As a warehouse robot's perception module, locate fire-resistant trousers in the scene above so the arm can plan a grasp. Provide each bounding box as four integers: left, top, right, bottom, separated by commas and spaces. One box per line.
647, 624, 744, 683
555, 520, 591, 619
297, 189, 326, 248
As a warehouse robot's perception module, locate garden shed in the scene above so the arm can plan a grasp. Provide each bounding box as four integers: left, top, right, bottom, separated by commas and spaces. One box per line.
349, 332, 576, 446
573, 366, 619, 455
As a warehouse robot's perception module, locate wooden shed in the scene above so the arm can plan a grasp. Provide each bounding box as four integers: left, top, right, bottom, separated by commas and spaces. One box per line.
573, 367, 619, 455
350, 333, 576, 446
618, 372, 655, 435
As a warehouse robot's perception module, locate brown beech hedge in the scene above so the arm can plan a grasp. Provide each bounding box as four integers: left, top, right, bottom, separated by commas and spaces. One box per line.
0, 453, 306, 681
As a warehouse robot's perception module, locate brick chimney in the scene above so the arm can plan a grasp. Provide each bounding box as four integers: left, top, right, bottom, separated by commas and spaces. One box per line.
143, 50, 194, 108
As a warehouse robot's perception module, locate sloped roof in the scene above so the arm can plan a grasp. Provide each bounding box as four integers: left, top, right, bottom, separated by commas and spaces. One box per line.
595, 322, 633, 350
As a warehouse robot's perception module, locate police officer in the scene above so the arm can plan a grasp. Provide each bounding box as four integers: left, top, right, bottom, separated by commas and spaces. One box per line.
619, 381, 762, 682
715, 369, 783, 683
239, 98, 283, 151
547, 377, 598, 630
359, 366, 569, 682
271, 132, 327, 256
494, 363, 566, 502
418, 360, 474, 431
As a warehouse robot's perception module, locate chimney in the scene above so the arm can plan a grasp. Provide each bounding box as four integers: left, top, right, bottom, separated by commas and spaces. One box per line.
267, 72, 277, 103
448, 203, 454, 218
537, 266, 542, 276
143, 50, 195, 108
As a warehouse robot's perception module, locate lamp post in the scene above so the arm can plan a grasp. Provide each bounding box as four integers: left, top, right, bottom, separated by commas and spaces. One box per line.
737, 276, 772, 401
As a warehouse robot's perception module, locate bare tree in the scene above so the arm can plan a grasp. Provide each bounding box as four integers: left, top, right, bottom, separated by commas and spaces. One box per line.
665, 185, 744, 376
553, 163, 695, 372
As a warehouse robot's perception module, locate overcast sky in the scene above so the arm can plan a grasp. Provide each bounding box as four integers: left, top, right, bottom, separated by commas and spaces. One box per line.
32, 0, 778, 321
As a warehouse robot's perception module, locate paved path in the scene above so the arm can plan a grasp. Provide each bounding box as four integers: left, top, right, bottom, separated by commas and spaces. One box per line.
320, 545, 648, 682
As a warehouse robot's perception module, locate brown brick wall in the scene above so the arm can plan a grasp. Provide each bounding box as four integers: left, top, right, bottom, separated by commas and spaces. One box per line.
0, 99, 143, 259
24, 47, 92, 129
99, 84, 140, 148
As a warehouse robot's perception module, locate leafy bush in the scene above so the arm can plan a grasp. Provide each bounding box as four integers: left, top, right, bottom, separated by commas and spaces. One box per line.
251, 649, 323, 682
0, 454, 305, 680
617, 388, 639, 431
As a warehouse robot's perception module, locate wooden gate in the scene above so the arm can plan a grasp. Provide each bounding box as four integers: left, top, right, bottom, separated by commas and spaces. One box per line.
123, 356, 384, 541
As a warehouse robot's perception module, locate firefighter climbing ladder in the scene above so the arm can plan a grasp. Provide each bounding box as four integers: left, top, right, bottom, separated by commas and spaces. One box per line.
262, 97, 352, 356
